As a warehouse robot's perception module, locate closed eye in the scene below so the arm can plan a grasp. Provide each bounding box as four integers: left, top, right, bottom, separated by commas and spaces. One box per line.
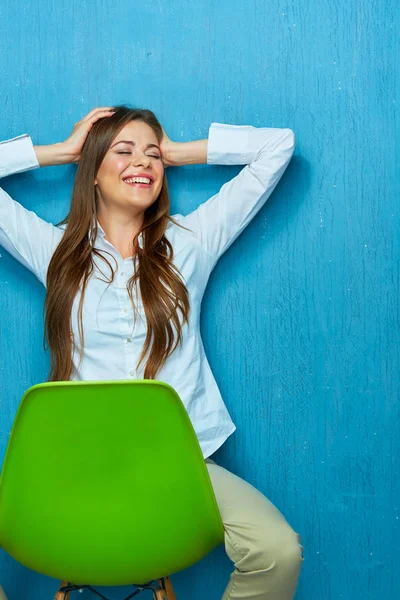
117, 151, 160, 159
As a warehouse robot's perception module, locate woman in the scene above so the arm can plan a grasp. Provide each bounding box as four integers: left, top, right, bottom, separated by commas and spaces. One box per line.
0, 106, 304, 600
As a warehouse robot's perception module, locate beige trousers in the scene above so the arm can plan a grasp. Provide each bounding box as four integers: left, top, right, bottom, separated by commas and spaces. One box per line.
205, 458, 304, 600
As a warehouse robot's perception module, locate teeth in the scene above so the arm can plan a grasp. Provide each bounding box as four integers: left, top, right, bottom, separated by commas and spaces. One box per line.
124, 177, 152, 184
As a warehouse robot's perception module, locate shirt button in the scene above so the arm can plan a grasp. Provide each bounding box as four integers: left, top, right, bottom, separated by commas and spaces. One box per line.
129, 371, 135, 377
123, 308, 129, 313
121, 271, 126, 276
124, 338, 132, 343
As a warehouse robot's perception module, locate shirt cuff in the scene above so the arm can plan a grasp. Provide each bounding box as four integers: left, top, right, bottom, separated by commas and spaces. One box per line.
206, 122, 289, 166
0, 134, 40, 178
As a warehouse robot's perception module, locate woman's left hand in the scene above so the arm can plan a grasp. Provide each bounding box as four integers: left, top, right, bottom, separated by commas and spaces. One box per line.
160, 126, 176, 168
159, 126, 206, 167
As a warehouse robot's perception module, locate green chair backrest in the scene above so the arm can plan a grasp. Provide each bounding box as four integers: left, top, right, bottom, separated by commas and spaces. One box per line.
0, 380, 224, 586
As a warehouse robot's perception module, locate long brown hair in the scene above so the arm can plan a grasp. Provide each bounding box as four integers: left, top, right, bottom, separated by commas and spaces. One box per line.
43, 105, 190, 380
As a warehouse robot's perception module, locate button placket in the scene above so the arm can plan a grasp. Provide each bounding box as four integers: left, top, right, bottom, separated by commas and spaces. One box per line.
114, 266, 142, 379
123, 291, 138, 378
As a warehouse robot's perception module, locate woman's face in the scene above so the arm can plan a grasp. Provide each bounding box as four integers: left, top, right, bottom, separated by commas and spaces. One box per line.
94, 120, 164, 214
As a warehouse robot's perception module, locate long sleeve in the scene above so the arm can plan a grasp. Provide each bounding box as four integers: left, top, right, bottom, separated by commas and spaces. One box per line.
0, 134, 39, 177
177, 122, 295, 269
0, 135, 63, 286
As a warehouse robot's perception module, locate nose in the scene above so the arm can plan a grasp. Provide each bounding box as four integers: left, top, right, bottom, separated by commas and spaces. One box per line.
131, 152, 151, 168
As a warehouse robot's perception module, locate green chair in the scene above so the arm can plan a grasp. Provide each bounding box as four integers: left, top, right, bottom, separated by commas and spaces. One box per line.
0, 380, 225, 600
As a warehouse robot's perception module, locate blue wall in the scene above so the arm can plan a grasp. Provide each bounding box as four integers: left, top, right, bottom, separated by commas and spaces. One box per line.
0, 1, 398, 599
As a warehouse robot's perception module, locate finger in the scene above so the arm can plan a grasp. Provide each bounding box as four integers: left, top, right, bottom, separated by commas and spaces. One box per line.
76, 110, 115, 129
81, 107, 115, 122
87, 110, 115, 123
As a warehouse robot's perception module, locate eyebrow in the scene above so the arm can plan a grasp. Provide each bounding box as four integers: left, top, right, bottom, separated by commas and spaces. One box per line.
111, 140, 160, 151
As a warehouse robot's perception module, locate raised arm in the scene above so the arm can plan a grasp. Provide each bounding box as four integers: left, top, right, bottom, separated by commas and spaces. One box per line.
167, 122, 295, 270
0, 107, 115, 285
0, 133, 62, 285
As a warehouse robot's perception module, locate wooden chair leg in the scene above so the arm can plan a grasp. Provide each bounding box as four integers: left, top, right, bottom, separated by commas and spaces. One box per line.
54, 581, 70, 600
155, 577, 176, 600
0, 585, 9, 600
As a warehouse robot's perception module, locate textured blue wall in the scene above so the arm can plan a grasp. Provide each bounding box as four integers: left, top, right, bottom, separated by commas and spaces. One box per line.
0, 1, 398, 599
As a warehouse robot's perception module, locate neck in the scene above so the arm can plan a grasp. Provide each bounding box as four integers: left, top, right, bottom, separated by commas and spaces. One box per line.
96, 209, 144, 260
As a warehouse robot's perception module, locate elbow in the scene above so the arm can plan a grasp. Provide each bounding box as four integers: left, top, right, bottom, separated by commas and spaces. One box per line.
284, 128, 296, 152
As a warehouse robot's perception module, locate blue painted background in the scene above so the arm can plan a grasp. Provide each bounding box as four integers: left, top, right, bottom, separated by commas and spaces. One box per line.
0, 1, 398, 599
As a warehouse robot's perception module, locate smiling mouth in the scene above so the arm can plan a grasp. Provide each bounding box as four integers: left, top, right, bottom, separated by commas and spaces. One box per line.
123, 179, 153, 189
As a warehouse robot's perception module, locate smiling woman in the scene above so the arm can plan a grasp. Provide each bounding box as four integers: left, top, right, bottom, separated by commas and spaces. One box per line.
0, 104, 296, 453
0, 105, 302, 600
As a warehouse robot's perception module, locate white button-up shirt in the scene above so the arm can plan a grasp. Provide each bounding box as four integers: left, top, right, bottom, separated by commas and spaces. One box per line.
0, 123, 295, 458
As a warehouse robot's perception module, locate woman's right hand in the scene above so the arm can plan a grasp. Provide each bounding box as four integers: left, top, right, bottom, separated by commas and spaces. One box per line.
33, 107, 115, 167
61, 106, 116, 163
